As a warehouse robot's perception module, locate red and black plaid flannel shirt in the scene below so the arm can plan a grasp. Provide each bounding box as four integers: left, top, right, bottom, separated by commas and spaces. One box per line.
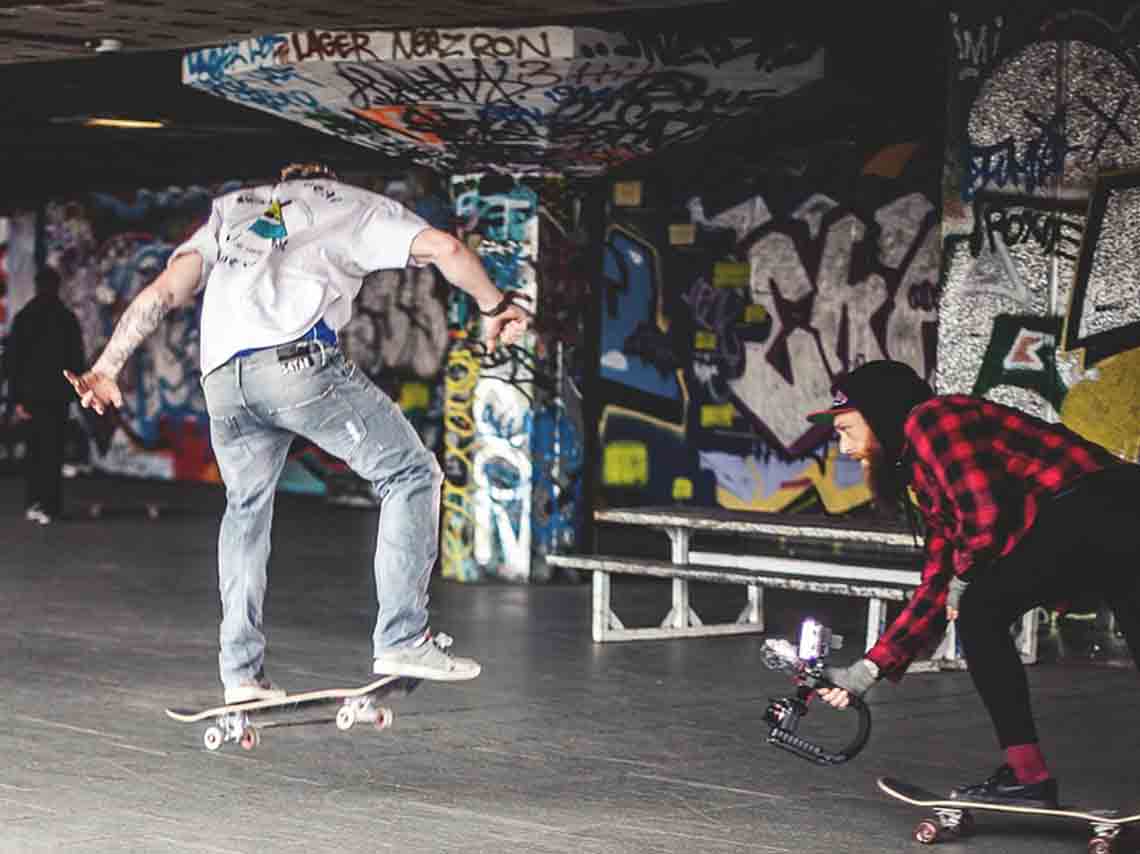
866, 394, 1119, 678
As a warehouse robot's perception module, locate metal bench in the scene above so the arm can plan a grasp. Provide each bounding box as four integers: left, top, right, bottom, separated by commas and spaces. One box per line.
546, 506, 1039, 669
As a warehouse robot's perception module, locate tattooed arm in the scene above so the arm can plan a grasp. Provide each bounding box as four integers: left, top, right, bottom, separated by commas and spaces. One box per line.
65, 252, 203, 415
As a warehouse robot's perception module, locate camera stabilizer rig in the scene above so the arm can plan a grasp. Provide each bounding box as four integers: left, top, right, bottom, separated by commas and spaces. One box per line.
762, 619, 872, 766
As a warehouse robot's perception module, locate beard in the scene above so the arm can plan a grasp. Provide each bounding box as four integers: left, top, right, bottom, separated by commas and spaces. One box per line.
863, 447, 907, 515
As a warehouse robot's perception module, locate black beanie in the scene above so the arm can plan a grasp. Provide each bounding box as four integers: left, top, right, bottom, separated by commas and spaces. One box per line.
806, 360, 935, 462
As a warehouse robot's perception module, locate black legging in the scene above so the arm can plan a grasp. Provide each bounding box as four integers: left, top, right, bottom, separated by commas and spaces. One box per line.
24, 401, 69, 516
956, 465, 1140, 748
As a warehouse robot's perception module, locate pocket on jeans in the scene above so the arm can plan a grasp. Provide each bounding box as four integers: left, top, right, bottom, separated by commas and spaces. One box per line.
263, 380, 336, 415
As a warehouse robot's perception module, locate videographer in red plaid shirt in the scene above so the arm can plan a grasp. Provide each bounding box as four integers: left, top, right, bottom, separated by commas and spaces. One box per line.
806, 360, 1138, 809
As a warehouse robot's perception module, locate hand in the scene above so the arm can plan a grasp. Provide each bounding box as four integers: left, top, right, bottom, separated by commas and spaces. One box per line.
483, 303, 531, 352
818, 685, 852, 709
64, 369, 123, 416
12, 403, 30, 422
946, 575, 967, 622
818, 659, 879, 709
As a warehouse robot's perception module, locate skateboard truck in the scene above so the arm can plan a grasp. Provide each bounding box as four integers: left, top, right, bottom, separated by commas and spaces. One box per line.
761, 619, 872, 766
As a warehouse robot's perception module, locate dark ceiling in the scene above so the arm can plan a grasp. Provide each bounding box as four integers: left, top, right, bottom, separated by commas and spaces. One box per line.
0, 1, 946, 205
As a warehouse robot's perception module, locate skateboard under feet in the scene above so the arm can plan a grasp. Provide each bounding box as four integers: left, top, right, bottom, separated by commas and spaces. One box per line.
165, 675, 414, 752
88, 501, 163, 520
878, 777, 1140, 854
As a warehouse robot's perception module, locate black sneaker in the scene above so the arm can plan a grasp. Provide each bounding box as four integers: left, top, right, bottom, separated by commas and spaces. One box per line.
951, 764, 1059, 808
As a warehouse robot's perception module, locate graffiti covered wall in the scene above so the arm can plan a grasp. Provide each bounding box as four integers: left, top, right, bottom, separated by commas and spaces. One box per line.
942, 1, 1140, 460
44, 188, 223, 482
598, 146, 942, 514
0, 213, 37, 472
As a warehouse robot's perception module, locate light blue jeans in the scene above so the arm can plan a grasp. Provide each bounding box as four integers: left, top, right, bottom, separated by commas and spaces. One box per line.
201, 343, 442, 690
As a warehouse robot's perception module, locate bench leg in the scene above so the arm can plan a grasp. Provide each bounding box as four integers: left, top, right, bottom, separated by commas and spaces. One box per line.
735, 584, 764, 631
1017, 608, 1039, 664
662, 579, 703, 629
592, 571, 624, 641
662, 527, 701, 629
865, 598, 888, 652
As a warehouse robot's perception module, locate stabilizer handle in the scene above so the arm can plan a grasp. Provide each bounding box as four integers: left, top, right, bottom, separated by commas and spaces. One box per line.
763, 684, 872, 766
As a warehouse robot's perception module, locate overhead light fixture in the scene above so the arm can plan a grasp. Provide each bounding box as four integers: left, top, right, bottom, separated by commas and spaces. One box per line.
82, 117, 167, 130
88, 38, 123, 54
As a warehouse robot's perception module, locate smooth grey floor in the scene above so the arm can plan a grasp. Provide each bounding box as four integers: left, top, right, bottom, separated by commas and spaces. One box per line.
1, 475, 1137, 854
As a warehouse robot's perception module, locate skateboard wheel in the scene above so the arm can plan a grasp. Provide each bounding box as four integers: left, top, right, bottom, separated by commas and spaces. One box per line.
374, 707, 394, 731
1088, 839, 1112, 854
239, 727, 260, 750
914, 819, 940, 844
146, 505, 160, 520
335, 706, 357, 731
957, 811, 975, 836
203, 726, 223, 751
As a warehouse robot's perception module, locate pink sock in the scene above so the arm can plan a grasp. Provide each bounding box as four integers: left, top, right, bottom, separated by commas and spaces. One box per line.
1005, 743, 1050, 784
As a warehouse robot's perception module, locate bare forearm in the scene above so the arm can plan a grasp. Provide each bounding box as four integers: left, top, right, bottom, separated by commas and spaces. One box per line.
92, 285, 174, 377
433, 244, 501, 311
409, 228, 507, 311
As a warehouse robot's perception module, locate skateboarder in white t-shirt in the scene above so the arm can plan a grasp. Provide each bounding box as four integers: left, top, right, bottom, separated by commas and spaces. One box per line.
65, 162, 530, 703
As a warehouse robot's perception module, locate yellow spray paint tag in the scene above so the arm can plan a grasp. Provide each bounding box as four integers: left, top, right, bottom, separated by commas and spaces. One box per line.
602, 440, 649, 486
672, 477, 693, 500
744, 303, 769, 324
612, 181, 642, 207
669, 224, 696, 245
398, 381, 431, 411
713, 261, 751, 288
700, 403, 736, 428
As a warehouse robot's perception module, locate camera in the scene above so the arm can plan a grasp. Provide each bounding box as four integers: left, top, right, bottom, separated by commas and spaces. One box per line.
797, 618, 835, 663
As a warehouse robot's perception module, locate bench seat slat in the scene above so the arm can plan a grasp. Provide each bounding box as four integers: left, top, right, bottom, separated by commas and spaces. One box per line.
545, 555, 911, 601
687, 550, 919, 585
596, 508, 919, 547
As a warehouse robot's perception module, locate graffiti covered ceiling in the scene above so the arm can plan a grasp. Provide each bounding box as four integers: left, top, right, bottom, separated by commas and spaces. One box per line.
181, 27, 825, 176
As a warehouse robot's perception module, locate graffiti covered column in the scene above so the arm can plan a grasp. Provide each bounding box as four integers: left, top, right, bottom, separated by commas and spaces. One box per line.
442, 175, 539, 582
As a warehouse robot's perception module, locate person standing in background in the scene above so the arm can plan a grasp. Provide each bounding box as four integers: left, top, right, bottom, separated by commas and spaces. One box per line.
4, 265, 85, 524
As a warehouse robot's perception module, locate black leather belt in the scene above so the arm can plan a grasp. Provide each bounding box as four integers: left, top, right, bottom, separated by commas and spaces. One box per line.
274, 340, 323, 363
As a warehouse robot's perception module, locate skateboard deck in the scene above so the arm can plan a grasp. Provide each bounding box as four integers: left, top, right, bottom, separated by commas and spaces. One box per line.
88, 500, 163, 520
166, 675, 415, 751
878, 777, 1140, 853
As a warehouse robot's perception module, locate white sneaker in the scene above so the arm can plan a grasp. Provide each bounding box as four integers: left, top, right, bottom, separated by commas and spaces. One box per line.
373, 632, 481, 681
24, 505, 51, 525
224, 675, 287, 705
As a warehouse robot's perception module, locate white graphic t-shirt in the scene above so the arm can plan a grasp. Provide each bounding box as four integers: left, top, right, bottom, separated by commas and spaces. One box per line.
172, 179, 429, 376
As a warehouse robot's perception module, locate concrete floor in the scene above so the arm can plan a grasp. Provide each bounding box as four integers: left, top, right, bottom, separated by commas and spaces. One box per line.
1, 475, 1137, 854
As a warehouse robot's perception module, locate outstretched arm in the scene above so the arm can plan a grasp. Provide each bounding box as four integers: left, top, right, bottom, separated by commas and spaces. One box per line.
65, 252, 203, 414
409, 228, 530, 352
